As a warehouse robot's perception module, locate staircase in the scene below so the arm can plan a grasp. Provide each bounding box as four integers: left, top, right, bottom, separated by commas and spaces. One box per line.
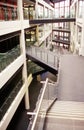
33, 101, 84, 130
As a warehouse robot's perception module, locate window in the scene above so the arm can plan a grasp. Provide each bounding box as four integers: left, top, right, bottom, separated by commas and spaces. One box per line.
60, 8, 64, 17
45, 7, 48, 18
38, 4, 44, 18
60, 1, 65, 7
0, 0, 18, 21
65, 7, 69, 18
55, 0, 70, 18
77, 26, 82, 44
78, 0, 84, 18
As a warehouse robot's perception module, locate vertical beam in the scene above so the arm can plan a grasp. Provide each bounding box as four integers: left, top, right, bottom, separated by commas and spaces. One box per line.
35, 0, 38, 19
18, 0, 30, 109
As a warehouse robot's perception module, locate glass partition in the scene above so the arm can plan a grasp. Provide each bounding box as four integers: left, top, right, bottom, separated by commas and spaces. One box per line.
26, 46, 58, 69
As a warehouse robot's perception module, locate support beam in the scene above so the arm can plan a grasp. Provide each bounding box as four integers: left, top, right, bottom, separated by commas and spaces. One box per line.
29, 18, 76, 24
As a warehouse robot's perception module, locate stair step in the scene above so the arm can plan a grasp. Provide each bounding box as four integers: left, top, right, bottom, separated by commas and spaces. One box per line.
45, 101, 84, 119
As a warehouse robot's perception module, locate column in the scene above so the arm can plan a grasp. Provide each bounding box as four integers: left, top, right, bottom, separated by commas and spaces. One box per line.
17, 0, 29, 109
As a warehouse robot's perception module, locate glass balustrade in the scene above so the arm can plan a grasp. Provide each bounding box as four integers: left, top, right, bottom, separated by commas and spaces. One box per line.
0, 79, 23, 121
0, 45, 20, 72
26, 46, 58, 69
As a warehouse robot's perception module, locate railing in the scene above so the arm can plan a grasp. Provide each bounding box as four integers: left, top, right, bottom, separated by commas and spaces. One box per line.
0, 79, 23, 121
27, 78, 57, 130
0, 45, 20, 72
26, 46, 59, 69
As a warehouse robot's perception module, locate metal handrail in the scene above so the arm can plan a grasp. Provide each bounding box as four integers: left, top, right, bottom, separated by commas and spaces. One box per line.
27, 77, 57, 130
31, 46, 57, 56
27, 78, 49, 130
27, 46, 59, 69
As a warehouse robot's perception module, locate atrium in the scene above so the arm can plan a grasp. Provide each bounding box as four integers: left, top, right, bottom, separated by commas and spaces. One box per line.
0, 0, 84, 130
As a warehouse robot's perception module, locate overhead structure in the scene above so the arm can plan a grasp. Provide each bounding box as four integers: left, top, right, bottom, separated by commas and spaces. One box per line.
29, 18, 76, 24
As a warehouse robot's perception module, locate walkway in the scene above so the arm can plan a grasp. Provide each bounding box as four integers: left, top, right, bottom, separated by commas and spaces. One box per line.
26, 46, 58, 75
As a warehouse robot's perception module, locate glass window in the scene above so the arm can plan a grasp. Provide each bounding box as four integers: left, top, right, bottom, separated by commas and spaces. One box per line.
65, 0, 69, 6
55, 0, 70, 18
45, 7, 48, 18
55, 9, 59, 18
65, 7, 69, 18
55, 3, 59, 8
78, 0, 84, 18
79, 1, 82, 18
49, 9, 52, 18
60, 1, 65, 7
38, 4, 44, 18
58, 23, 64, 28
60, 8, 64, 17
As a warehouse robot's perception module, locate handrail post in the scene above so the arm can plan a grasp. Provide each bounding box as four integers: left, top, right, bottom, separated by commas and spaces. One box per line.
47, 52, 48, 63
54, 55, 55, 67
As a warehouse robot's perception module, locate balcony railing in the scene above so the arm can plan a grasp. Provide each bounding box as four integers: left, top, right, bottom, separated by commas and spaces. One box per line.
26, 46, 59, 70
0, 79, 23, 121
0, 45, 20, 72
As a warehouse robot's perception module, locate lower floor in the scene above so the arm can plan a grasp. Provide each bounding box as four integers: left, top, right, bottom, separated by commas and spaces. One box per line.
7, 72, 56, 130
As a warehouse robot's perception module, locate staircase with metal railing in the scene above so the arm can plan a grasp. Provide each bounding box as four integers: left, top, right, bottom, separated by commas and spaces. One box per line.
27, 55, 84, 130
27, 78, 57, 130
26, 46, 59, 75
27, 77, 84, 130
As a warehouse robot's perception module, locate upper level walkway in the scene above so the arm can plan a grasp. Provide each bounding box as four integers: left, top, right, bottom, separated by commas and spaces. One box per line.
29, 18, 76, 24
26, 46, 59, 75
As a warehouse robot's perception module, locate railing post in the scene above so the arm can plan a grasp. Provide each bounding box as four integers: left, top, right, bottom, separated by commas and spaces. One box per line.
54, 55, 55, 67
35, 47, 37, 57
47, 52, 48, 63
40, 51, 42, 60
